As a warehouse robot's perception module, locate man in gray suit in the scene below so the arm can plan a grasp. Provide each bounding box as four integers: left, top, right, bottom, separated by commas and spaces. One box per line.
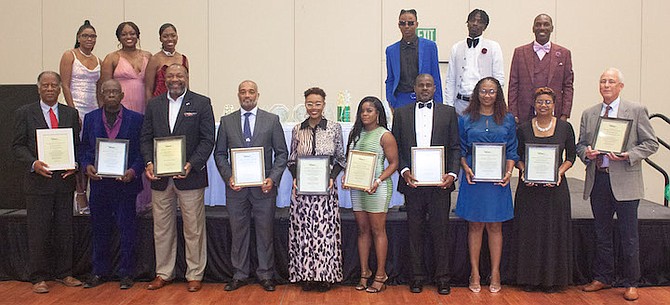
214, 80, 288, 292
576, 68, 658, 301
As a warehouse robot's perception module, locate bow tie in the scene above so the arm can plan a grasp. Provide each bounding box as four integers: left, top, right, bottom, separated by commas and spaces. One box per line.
533, 43, 550, 53
467, 37, 479, 48
418, 102, 432, 109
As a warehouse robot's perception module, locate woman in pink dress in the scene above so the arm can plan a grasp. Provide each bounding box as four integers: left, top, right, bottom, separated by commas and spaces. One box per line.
59, 20, 101, 214
101, 21, 153, 213
144, 23, 189, 101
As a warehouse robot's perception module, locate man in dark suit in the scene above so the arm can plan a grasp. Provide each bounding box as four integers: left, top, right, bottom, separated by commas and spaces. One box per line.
141, 64, 215, 292
79, 79, 144, 290
576, 68, 658, 301
508, 14, 574, 124
12, 71, 82, 293
214, 80, 288, 292
386, 9, 442, 110
391, 74, 460, 295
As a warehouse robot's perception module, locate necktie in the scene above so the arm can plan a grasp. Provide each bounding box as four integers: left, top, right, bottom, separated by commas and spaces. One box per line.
49, 108, 58, 129
467, 38, 479, 48
596, 106, 612, 169
243, 112, 252, 147
418, 102, 432, 109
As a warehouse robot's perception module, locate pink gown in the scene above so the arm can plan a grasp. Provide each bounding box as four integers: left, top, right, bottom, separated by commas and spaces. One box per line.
113, 55, 152, 213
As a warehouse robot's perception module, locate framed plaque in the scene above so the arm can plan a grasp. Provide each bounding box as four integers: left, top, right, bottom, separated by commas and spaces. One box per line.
343, 150, 377, 191
36, 128, 76, 171
95, 138, 129, 178
153, 136, 186, 177
524, 144, 559, 184
472, 142, 506, 182
592, 117, 632, 155
411, 146, 445, 186
296, 156, 330, 195
231, 147, 265, 187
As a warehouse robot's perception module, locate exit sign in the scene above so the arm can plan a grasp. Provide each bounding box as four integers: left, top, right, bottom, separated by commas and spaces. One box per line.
417, 28, 436, 41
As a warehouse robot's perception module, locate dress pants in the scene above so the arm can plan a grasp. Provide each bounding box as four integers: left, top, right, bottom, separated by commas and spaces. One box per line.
152, 178, 207, 281
89, 184, 137, 278
590, 171, 640, 287
227, 189, 276, 280
26, 192, 74, 283
405, 187, 452, 282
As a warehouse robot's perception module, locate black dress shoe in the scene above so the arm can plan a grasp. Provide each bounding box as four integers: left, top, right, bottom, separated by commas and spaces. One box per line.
120, 277, 134, 289
84, 275, 105, 288
409, 280, 423, 293
301, 281, 314, 291
437, 281, 451, 295
260, 279, 276, 292
224, 279, 247, 291
316, 282, 331, 293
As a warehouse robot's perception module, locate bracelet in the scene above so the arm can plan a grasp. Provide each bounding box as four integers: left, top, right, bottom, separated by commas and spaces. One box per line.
506, 171, 513, 176
375, 178, 383, 185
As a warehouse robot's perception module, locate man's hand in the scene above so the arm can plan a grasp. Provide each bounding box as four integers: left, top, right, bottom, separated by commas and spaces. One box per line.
117, 169, 136, 183
402, 171, 418, 188
585, 145, 600, 160
228, 176, 242, 192
145, 163, 160, 181
438, 174, 455, 190
174, 162, 192, 179
33, 160, 53, 178
261, 178, 274, 193
86, 164, 102, 181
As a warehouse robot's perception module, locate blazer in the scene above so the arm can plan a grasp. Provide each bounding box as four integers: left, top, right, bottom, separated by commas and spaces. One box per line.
214, 108, 288, 200
79, 106, 144, 193
391, 102, 461, 194
385, 37, 443, 107
576, 100, 658, 201
508, 42, 574, 122
445, 37, 505, 105
140, 90, 215, 191
12, 102, 80, 194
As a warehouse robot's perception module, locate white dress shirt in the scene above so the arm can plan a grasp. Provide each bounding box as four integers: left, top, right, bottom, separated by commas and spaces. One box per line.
168, 91, 186, 133
240, 106, 258, 136
40, 100, 59, 129
600, 97, 621, 168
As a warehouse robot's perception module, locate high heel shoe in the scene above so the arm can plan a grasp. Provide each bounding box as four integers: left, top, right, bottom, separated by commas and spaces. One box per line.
355, 270, 372, 291
469, 276, 481, 293
489, 275, 502, 293
366, 274, 388, 293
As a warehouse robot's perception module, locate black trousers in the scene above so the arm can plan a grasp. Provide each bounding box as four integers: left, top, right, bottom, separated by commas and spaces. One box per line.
590, 171, 640, 287
405, 188, 452, 282
26, 192, 74, 283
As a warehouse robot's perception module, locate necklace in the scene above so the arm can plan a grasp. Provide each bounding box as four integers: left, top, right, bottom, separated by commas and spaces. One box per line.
534, 118, 553, 132
162, 49, 175, 57
78, 48, 93, 58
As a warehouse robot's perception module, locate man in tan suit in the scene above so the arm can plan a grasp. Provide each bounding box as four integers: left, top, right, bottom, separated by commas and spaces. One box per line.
576, 68, 658, 301
508, 14, 574, 124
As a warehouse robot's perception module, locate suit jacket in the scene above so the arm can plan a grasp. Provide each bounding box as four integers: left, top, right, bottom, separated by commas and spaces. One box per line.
576, 100, 658, 201
12, 102, 80, 194
391, 102, 460, 194
79, 106, 144, 193
386, 37, 443, 107
140, 90, 215, 191
508, 42, 574, 122
445, 37, 505, 105
214, 108, 288, 200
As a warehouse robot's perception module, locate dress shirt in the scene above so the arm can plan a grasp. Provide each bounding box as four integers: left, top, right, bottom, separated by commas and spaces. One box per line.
40, 101, 59, 129
240, 106, 258, 136
599, 97, 621, 168
533, 41, 551, 60
459, 35, 483, 97
168, 91, 186, 133
397, 37, 419, 93
103, 107, 123, 139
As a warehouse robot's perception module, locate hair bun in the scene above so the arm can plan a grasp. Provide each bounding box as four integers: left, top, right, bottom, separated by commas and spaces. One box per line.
84, 20, 91, 25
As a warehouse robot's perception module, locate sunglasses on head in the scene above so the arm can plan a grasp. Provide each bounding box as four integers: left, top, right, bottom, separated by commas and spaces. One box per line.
398, 21, 416, 26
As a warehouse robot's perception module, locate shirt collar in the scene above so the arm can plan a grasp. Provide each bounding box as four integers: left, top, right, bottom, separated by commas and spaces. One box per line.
300, 117, 328, 130
241, 106, 258, 117
40, 100, 58, 112
167, 90, 187, 103
467, 35, 483, 40
401, 36, 418, 48
603, 97, 621, 110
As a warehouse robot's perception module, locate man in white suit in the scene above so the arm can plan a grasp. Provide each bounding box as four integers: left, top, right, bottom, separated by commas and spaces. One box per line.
444, 9, 504, 115
576, 68, 658, 301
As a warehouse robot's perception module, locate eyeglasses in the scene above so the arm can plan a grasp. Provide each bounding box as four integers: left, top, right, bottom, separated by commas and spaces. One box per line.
478, 89, 496, 96
101, 89, 122, 95
80, 34, 97, 39
398, 21, 416, 26
535, 99, 554, 105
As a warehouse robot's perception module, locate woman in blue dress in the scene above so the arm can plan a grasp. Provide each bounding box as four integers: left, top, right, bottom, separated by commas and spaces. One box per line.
456, 77, 518, 293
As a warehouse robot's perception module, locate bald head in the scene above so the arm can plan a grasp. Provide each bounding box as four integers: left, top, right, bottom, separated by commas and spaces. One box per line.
237, 80, 260, 111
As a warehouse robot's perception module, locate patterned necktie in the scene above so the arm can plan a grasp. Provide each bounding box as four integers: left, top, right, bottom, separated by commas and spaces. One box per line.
243, 112, 252, 147
48, 108, 58, 128
596, 106, 612, 169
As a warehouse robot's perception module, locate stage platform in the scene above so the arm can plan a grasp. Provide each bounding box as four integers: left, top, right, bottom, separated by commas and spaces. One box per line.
1, 178, 669, 287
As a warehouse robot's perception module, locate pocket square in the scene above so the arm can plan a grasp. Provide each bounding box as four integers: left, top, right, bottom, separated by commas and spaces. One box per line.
558, 62, 563, 66
184, 112, 197, 117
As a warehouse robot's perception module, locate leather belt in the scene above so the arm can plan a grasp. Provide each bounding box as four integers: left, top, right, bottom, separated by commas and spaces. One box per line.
456, 93, 470, 101
596, 167, 610, 173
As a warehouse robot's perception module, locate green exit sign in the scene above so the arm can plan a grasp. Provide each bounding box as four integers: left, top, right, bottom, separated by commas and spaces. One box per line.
417, 28, 436, 41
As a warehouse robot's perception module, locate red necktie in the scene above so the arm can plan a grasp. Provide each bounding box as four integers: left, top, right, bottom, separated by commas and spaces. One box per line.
49, 108, 58, 129
596, 106, 612, 169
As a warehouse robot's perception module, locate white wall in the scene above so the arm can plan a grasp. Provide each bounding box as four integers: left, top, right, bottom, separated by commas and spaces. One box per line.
2, 0, 669, 203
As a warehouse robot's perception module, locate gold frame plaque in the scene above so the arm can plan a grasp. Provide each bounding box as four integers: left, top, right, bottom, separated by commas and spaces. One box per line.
343, 150, 377, 191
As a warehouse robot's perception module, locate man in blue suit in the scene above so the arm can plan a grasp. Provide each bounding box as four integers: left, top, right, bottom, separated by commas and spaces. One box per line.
386, 9, 443, 110
79, 79, 144, 290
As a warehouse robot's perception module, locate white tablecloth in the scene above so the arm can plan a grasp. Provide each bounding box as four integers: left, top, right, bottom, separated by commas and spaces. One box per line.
204, 122, 404, 208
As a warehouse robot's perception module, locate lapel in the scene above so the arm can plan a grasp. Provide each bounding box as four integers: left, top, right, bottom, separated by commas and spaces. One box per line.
31, 103, 49, 129
523, 42, 536, 85
617, 100, 631, 119
250, 109, 262, 146
230, 110, 245, 146
547, 44, 557, 84
430, 105, 441, 145
407, 106, 417, 148
116, 107, 131, 138
95, 110, 109, 138
156, 94, 170, 135
417, 38, 424, 72
171, 91, 190, 135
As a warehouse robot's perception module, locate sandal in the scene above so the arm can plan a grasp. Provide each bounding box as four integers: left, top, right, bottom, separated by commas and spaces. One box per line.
489, 275, 501, 293
75, 192, 90, 215
469, 276, 481, 293
355, 270, 372, 291
366, 274, 388, 293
